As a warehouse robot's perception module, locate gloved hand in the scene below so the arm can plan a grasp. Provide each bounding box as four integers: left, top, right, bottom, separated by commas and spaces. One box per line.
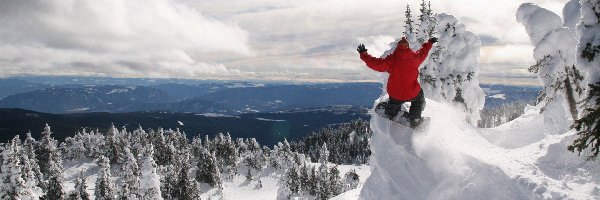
429, 37, 438, 43
357, 44, 367, 53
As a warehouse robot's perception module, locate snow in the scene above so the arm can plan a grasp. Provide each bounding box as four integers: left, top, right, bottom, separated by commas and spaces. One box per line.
418, 13, 485, 124
256, 118, 286, 122
60, 158, 370, 200
68, 107, 91, 112
106, 88, 130, 94
562, 0, 581, 35
195, 113, 239, 118
360, 98, 600, 199
578, 0, 600, 85
488, 94, 506, 99
226, 83, 266, 88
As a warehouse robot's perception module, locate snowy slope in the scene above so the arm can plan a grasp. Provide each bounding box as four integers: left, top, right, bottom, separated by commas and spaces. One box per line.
359, 98, 600, 199
61, 159, 371, 200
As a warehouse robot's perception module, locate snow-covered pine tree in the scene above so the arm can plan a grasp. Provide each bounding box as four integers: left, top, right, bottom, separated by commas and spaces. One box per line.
308, 166, 318, 196
105, 124, 126, 164
190, 136, 203, 159
195, 148, 221, 188
517, 3, 585, 131
139, 145, 162, 200
22, 132, 45, 191
316, 164, 330, 200
343, 169, 360, 191
36, 124, 66, 200
95, 156, 115, 200
416, 0, 436, 44
328, 165, 343, 197
82, 129, 105, 159
120, 144, 141, 199
214, 133, 238, 179
244, 138, 263, 174
1, 136, 39, 200
568, 0, 600, 159
18, 140, 43, 199
67, 171, 90, 200
318, 143, 329, 165
37, 124, 59, 178
159, 164, 178, 200
418, 13, 485, 124
173, 152, 200, 200
285, 163, 301, 195
403, 4, 417, 45
62, 132, 87, 160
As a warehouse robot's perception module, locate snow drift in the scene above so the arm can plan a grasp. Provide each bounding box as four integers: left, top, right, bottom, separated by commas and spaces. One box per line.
359, 97, 600, 199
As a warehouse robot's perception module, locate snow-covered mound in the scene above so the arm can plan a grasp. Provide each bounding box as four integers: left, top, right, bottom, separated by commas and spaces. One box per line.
359, 99, 600, 199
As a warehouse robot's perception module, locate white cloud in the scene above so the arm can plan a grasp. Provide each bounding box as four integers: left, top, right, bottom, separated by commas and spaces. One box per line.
0, 0, 251, 78
0, 0, 570, 83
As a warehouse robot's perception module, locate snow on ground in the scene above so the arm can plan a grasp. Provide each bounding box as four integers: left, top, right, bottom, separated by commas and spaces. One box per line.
106, 88, 130, 94
195, 113, 239, 118
62, 158, 369, 200
488, 94, 506, 99
360, 99, 600, 200
256, 118, 286, 122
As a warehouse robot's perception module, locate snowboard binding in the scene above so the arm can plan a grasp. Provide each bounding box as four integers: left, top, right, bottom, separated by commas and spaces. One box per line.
374, 101, 429, 129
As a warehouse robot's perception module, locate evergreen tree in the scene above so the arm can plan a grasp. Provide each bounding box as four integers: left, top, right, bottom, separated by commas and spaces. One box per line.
244, 138, 263, 175
570, 82, 600, 158
67, 171, 90, 200
318, 143, 329, 165
328, 166, 343, 196
285, 164, 301, 194
317, 164, 331, 200
403, 4, 415, 38
105, 124, 123, 164
23, 132, 45, 190
139, 145, 162, 200
159, 164, 177, 200
37, 125, 66, 200
95, 156, 115, 200
1, 136, 39, 200
63, 132, 87, 160
568, 0, 600, 159
120, 145, 140, 199
173, 152, 200, 200
37, 124, 61, 179
343, 169, 360, 191
517, 3, 585, 130
195, 149, 221, 188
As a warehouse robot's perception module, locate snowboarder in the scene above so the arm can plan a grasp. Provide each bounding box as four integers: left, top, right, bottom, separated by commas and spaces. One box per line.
357, 37, 437, 127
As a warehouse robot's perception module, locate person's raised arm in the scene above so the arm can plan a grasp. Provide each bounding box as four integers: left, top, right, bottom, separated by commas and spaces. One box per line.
416, 37, 437, 62
357, 44, 393, 72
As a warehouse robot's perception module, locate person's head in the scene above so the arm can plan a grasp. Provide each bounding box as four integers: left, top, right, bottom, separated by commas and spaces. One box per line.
399, 37, 409, 48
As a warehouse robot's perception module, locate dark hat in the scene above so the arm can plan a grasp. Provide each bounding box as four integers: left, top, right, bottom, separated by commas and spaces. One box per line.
399, 37, 409, 44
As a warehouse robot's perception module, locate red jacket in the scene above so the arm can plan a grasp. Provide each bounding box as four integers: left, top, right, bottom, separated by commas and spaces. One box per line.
360, 42, 433, 101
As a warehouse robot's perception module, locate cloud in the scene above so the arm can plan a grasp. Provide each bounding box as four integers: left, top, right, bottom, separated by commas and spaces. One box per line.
0, 0, 571, 83
0, 0, 251, 78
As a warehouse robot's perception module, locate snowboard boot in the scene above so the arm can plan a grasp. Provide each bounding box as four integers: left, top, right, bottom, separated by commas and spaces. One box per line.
409, 117, 423, 128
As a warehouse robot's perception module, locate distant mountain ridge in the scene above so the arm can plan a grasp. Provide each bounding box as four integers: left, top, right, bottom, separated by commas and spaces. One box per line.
0, 106, 369, 146
0, 85, 174, 113
0, 79, 382, 114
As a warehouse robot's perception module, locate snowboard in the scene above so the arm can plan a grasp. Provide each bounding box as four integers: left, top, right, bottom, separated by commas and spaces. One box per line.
374, 102, 430, 130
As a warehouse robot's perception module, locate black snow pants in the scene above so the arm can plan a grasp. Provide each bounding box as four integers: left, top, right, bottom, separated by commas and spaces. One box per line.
379, 89, 425, 120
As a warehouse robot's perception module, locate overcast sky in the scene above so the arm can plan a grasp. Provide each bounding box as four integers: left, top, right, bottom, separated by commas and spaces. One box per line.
0, 0, 568, 84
